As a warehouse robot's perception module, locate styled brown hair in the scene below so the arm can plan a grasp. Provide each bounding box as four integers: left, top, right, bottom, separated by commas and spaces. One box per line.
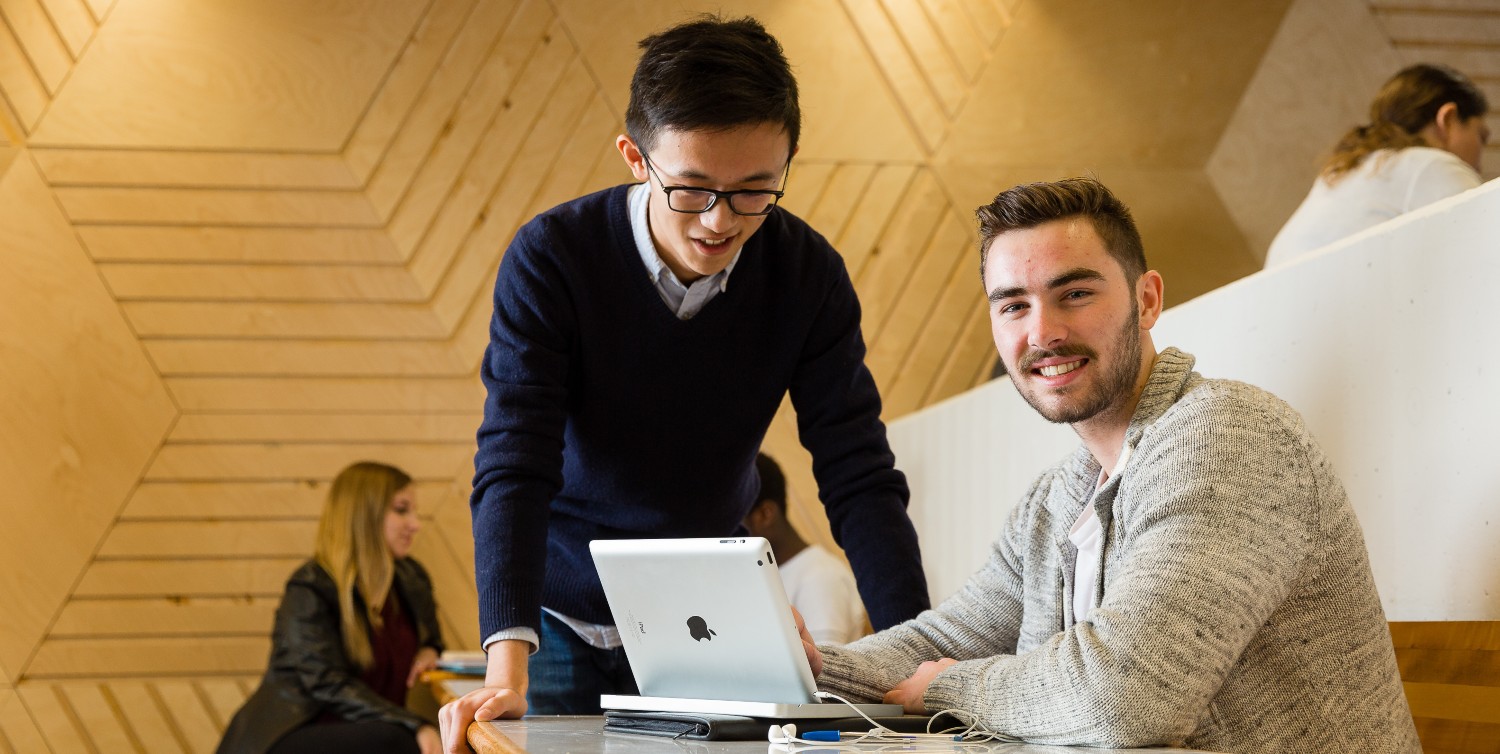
315, 461, 412, 670
626, 15, 800, 156
1323, 63, 1487, 180
976, 177, 1147, 282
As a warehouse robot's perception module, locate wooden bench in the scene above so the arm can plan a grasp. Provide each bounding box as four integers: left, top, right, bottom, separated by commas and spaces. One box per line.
1391, 621, 1500, 753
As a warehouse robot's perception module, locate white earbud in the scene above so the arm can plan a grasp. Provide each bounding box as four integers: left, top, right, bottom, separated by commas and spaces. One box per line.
767, 723, 798, 743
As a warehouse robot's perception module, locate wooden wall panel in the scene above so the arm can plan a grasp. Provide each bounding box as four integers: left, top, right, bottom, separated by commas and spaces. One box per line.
6, 0, 1486, 746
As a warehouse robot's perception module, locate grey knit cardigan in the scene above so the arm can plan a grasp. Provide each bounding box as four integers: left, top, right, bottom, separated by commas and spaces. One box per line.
817, 349, 1419, 753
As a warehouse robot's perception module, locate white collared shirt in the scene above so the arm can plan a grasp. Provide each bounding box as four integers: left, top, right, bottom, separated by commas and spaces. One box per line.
1069, 442, 1132, 624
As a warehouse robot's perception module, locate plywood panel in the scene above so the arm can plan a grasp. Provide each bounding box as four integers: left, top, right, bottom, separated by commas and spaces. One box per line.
108, 682, 186, 754
841, 0, 947, 149
152, 681, 223, 754
1376, 8, 1500, 45
17, 686, 84, 751
38, 0, 94, 59
32, 149, 359, 189
865, 211, 972, 403
147, 338, 467, 378
405, 11, 576, 290
379, 0, 546, 241
364, 0, 525, 220
30, 0, 428, 150
167, 414, 475, 443
74, 560, 302, 599
800, 163, 876, 245
919, 0, 988, 81
0, 689, 51, 754
0, 0, 71, 94
1405, 682, 1500, 724
52, 598, 277, 638
853, 169, 949, 342
79, 226, 400, 264
194, 679, 244, 730
0, 155, 177, 682
28, 638, 270, 678
102, 263, 422, 302
164, 376, 482, 413
97, 521, 318, 559
431, 62, 607, 327
122, 480, 455, 520
343, 0, 480, 179
881, 0, 967, 115
59, 683, 138, 752
54, 187, 380, 226
124, 301, 447, 339
144, 443, 469, 482
0, 21, 48, 130
884, 238, 987, 417
835, 164, 917, 278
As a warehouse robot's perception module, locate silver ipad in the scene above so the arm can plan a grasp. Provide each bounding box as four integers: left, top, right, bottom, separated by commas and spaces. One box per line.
590, 537, 902, 719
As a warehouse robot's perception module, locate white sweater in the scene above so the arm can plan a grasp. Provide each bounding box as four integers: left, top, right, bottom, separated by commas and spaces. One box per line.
1265, 146, 1480, 268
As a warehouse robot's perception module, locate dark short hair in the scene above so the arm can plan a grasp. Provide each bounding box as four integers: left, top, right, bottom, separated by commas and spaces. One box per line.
975, 177, 1147, 283
754, 452, 787, 514
626, 15, 800, 156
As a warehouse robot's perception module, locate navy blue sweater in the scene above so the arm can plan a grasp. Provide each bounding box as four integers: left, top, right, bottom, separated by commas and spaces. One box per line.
472, 185, 929, 640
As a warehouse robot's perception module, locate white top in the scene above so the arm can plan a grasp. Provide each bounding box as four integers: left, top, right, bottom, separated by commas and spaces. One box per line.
779, 545, 865, 644
1265, 147, 1481, 268
1069, 443, 1132, 624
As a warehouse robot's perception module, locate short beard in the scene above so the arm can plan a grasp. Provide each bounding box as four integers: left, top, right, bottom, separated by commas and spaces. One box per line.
1011, 307, 1142, 425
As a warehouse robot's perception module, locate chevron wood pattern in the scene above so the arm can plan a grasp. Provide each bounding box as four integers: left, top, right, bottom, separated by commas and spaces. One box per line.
2, 0, 1470, 749
1370, 0, 1500, 181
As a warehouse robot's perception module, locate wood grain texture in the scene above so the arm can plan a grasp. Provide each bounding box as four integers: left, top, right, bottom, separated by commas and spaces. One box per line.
0, 155, 177, 685
7, 5, 1486, 750
29, 0, 429, 150
32, 149, 360, 189
122, 480, 455, 520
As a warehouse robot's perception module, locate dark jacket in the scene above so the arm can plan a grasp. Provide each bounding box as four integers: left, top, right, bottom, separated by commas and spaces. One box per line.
217, 557, 444, 754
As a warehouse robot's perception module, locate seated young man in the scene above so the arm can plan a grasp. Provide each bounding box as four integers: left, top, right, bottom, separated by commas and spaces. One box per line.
802, 178, 1420, 754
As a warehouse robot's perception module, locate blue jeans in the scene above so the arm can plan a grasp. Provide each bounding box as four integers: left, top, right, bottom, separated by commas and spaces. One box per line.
527, 611, 639, 714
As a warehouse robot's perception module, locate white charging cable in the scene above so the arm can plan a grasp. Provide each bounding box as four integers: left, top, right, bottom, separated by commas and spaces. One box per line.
792, 690, 1021, 745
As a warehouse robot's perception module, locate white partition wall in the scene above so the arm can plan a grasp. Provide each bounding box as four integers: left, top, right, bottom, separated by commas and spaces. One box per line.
890, 180, 1500, 620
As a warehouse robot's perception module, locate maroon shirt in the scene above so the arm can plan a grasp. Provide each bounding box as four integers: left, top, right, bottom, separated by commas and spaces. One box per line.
319, 592, 419, 722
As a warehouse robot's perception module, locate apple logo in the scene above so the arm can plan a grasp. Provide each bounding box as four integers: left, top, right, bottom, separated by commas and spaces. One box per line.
686, 615, 717, 642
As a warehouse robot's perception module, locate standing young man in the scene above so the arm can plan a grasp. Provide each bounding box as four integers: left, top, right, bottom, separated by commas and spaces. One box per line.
440, 16, 928, 749
803, 178, 1419, 753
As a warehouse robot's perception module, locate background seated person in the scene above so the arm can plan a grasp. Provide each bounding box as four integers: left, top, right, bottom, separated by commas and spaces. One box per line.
1266, 63, 1488, 267
743, 452, 866, 644
803, 178, 1420, 754
218, 462, 443, 754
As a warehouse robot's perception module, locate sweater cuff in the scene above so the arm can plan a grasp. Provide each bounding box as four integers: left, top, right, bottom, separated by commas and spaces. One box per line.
923, 663, 973, 713
814, 645, 893, 704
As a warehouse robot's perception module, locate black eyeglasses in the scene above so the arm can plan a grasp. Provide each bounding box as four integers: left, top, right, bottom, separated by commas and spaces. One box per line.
642, 155, 789, 216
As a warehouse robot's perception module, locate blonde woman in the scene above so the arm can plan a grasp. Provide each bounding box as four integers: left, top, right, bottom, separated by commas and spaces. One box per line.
218, 462, 443, 754
1266, 63, 1489, 267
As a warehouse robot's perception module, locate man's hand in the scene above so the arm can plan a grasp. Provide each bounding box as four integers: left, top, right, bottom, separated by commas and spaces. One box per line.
438, 640, 529, 754
882, 658, 957, 714
792, 606, 823, 677
407, 646, 440, 688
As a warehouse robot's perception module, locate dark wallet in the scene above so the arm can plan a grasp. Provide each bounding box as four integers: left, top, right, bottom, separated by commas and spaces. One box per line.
603, 711, 945, 741
602, 711, 769, 740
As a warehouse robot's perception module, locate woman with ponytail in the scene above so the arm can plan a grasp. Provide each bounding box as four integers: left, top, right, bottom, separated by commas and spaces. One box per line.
219, 462, 443, 754
1266, 63, 1489, 267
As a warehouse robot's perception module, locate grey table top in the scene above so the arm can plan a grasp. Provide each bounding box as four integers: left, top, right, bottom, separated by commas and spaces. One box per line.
466, 716, 1214, 754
